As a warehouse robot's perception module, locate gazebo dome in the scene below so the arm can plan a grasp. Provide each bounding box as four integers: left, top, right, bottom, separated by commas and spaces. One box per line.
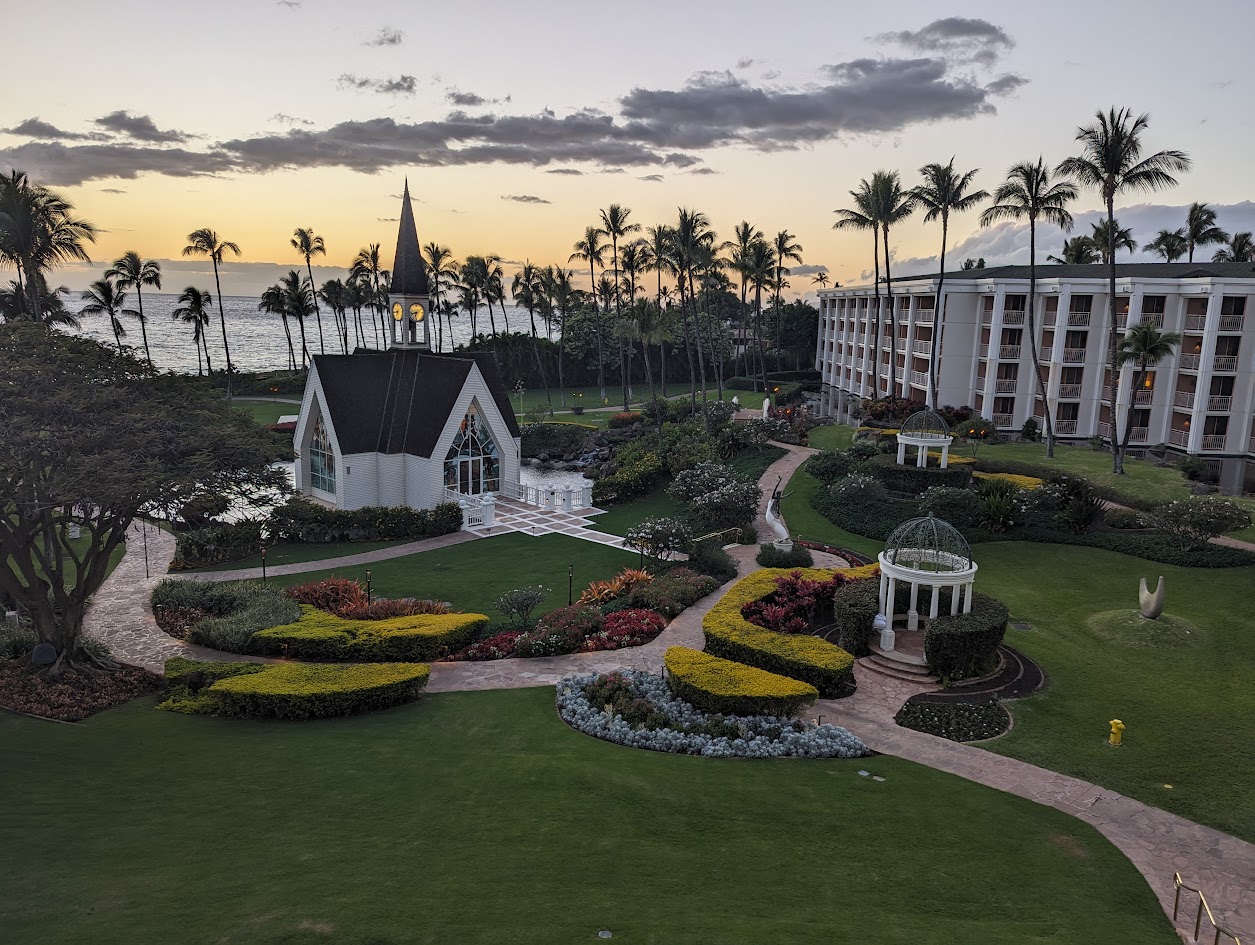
884, 513, 971, 572
900, 408, 951, 440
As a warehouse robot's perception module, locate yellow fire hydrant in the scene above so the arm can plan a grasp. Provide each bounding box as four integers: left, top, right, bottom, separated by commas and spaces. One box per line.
1108, 719, 1126, 747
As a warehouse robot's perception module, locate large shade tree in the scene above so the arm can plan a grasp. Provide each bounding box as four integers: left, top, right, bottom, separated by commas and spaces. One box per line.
0, 324, 286, 674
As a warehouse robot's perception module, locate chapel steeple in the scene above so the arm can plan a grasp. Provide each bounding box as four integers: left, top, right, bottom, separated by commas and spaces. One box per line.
387, 179, 432, 349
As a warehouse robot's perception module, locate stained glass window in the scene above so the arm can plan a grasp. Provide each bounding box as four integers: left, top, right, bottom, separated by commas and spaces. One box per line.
310, 416, 336, 493
444, 404, 500, 495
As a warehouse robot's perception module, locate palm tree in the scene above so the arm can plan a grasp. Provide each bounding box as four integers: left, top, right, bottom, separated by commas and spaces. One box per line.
644, 224, 675, 395
423, 242, 457, 351
771, 230, 804, 373
543, 266, 576, 405
1090, 219, 1136, 264
317, 279, 350, 352
720, 221, 762, 376
292, 227, 327, 354
600, 205, 641, 409
569, 226, 608, 399
260, 284, 296, 370
671, 209, 717, 418
511, 260, 551, 412
1058, 107, 1189, 473
79, 277, 136, 355
279, 270, 315, 365
832, 179, 880, 398
626, 297, 670, 423
457, 280, 481, 339
1047, 235, 1100, 264
350, 244, 386, 347
869, 171, 916, 398
1143, 228, 1188, 262
981, 159, 1077, 457
345, 275, 372, 348
1116, 323, 1181, 470
182, 228, 241, 384
172, 286, 214, 375
105, 252, 161, 368
911, 159, 989, 407
1184, 202, 1228, 263
1212, 232, 1254, 263
746, 238, 776, 396
812, 270, 830, 290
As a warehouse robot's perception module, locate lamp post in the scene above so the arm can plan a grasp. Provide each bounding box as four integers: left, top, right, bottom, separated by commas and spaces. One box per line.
365, 569, 373, 604
568, 564, 573, 606
260, 545, 267, 584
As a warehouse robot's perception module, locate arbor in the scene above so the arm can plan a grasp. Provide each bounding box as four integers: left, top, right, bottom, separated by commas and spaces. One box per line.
171, 286, 214, 375
1058, 107, 1189, 473
832, 179, 880, 397
912, 158, 989, 407
105, 251, 161, 368
980, 158, 1077, 457
79, 277, 136, 354
869, 170, 916, 397
182, 228, 241, 385
0, 323, 286, 672
1212, 232, 1254, 263
1115, 322, 1181, 472
292, 228, 327, 354
1143, 228, 1187, 262
1184, 202, 1228, 263
569, 226, 608, 399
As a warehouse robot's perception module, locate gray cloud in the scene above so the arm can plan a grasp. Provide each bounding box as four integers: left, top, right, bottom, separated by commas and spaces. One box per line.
377, 217, 398, 222
100, 187, 127, 194
788, 264, 828, 276
639, 174, 664, 182
93, 110, 191, 144
338, 74, 417, 95
545, 168, 583, 175
0, 141, 233, 186
276, 0, 300, 7
446, 88, 512, 107
502, 194, 551, 204
270, 113, 313, 126
3, 117, 105, 141
875, 17, 1014, 66
735, 57, 756, 69
687, 166, 718, 175
364, 27, 403, 46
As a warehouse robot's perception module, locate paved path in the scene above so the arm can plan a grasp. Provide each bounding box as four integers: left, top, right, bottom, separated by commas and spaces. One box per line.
755, 442, 816, 539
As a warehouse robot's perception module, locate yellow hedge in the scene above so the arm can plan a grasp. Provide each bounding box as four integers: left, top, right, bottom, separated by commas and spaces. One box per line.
973, 471, 1043, 490
665, 646, 817, 717
928, 450, 975, 466
701, 566, 872, 697
251, 605, 487, 661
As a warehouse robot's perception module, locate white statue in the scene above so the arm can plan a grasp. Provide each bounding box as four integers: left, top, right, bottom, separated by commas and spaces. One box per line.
1138, 576, 1165, 620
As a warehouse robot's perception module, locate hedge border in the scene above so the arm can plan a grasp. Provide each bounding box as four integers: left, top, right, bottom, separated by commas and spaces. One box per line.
664, 647, 817, 717
250, 605, 488, 662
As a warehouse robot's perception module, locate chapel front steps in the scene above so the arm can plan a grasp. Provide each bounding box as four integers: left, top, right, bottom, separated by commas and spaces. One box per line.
860, 646, 940, 685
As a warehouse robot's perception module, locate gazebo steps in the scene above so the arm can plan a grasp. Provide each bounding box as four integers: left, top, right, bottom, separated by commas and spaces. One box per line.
860, 652, 939, 685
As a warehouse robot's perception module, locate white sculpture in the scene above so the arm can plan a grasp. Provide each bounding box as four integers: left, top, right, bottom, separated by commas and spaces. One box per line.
1138, 576, 1165, 620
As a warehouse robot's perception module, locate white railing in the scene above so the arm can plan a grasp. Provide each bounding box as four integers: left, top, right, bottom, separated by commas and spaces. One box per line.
1201, 434, 1227, 451
1168, 429, 1190, 448
995, 378, 1017, 393
992, 413, 1014, 427
1055, 420, 1079, 435
1063, 348, 1086, 363
444, 487, 490, 528
1002, 310, 1026, 326
1129, 427, 1148, 442
913, 339, 932, 355
1174, 392, 1195, 409
915, 310, 935, 325
1114, 315, 1127, 329
1142, 313, 1165, 328
509, 480, 594, 511
910, 371, 928, 388
999, 345, 1021, 360
1179, 353, 1201, 370
1219, 315, 1244, 332
1213, 355, 1239, 372
1058, 384, 1082, 399
1208, 395, 1233, 412
1067, 312, 1091, 327
1185, 314, 1207, 331
1097, 421, 1110, 437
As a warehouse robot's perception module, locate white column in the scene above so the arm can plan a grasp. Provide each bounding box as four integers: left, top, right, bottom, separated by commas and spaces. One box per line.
964, 582, 974, 614
879, 570, 888, 614
929, 585, 941, 619
940, 443, 950, 469
1187, 290, 1223, 453
897, 441, 907, 464
916, 444, 927, 467
905, 294, 919, 402
886, 577, 897, 620
950, 584, 961, 616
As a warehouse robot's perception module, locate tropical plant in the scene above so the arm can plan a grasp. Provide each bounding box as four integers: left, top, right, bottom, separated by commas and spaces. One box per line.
771, 229, 804, 372
1212, 231, 1254, 263
291, 227, 327, 354
981, 158, 1077, 457
1115, 322, 1181, 469
1143, 227, 1188, 262
912, 158, 989, 408
600, 205, 641, 410
422, 242, 458, 351
259, 284, 297, 370
1089, 219, 1136, 264
511, 259, 551, 411
570, 225, 608, 399
1058, 107, 1190, 473
832, 179, 880, 397
182, 228, 242, 382
171, 286, 214, 375
350, 243, 386, 345
745, 238, 776, 396
1183, 202, 1228, 263
105, 252, 161, 368
869, 170, 916, 397
811, 270, 830, 289
79, 277, 136, 354
317, 278, 350, 352
1046, 235, 1100, 264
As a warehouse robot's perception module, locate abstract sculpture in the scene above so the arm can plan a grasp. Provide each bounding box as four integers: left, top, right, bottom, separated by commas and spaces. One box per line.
1138, 576, 1165, 620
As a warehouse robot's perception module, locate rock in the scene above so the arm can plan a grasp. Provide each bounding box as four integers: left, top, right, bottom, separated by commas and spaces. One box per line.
30, 642, 57, 666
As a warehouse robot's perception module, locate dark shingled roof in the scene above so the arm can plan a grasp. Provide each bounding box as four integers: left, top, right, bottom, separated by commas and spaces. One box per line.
314, 349, 519, 457
389, 180, 430, 296
891, 261, 1255, 283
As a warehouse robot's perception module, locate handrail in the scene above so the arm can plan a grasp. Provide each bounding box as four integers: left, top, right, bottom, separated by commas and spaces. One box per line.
690, 527, 740, 547
1173, 873, 1244, 944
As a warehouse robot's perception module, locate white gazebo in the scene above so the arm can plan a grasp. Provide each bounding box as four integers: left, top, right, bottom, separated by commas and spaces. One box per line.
876, 514, 977, 651
896, 408, 954, 469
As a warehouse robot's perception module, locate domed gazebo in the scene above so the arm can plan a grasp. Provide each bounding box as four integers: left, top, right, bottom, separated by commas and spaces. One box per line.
897, 408, 954, 469
877, 514, 977, 646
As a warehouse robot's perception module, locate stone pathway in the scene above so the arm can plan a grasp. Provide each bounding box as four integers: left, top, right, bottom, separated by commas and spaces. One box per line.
485, 497, 630, 550
754, 442, 817, 539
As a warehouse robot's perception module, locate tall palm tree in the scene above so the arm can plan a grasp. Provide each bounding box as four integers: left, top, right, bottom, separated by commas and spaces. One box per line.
812, 270, 830, 290
279, 270, 314, 366
832, 179, 880, 398
671, 208, 717, 418
980, 159, 1077, 457
458, 258, 487, 337
260, 284, 296, 370
600, 205, 641, 409
292, 227, 327, 354
626, 297, 670, 423
1143, 228, 1188, 262
317, 278, 350, 352
569, 226, 608, 399
746, 238, 776, 396
457, 280, 481, 339
104, 251, 161, 368
912, 159, 989, 407
1183, 202, 1228, 263
1116, 323, 1181, 470
1212, 232, 1254, 263
1090, 219, 1136, 264
511, 260, 551, 412
869, 170, 916, 398
721, 220, 762, 376
79, 277, 136, 355
345, 275, 372, 348
644, 224, 675, 395
423, 242, 457, 351
350, 244, 386, 347
171, 286, 214, 375
1058, 107, 1189, 472
543, 265, 576, 405
771, 230, 804, 372
182, 228, 241, 384
1047, 235, 1100, 264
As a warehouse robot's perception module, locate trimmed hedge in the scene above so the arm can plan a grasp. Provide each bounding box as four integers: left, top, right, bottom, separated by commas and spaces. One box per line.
267, 499, 463, 543
865, 452, 972, 494
924, 595, 1009, 681
756, 543, 815, 569
160, 658, 430, 719
665, 647, 817, 717
829, 579, 884, 657
250, 605, 487, 661
702, 566, 875, 697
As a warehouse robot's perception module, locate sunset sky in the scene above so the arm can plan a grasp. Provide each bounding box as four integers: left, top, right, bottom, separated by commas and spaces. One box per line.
4, 0, 1255, 297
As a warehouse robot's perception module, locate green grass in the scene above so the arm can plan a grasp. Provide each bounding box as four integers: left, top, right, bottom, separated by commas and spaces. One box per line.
0, 687, 1176, 945
590, 490, 685, 536
782, 463, 1255, 841
262, 532, 637, 622
186, 541, 403, 573
724, 443, 787, 482
808, 423, 856, 451
232, 400, 298, 426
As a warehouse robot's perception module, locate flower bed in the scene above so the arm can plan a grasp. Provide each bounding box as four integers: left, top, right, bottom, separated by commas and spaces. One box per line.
556, 669, 868, 758
0, 660, 162, 722
664, 647, 818, 717
894, 698, 1009, 742
250, 605, 486, 662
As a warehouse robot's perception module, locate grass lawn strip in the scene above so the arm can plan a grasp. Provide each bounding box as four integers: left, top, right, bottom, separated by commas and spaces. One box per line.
0, 688, 1176, 944
187, 540, 403, 573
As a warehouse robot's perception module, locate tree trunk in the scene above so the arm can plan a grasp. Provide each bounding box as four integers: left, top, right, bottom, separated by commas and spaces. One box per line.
1026, 221, 1056, 457
136, 286, 153, 369
882, 225, 897, 398
591, 262, 605, 401
1106, 195, 1123, 473
297, 318, 309, 368
211, 259, 233, 399
202, 329, 213, 375
528, 305, 552, 413
870, 232, 881, 401
1118, 364, 1146, 468
929, 216, 947, 409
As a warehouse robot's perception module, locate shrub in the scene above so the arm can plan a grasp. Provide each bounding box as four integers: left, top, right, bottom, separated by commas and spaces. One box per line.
811, 489, 918, 542
577, 568, 653, 606
806, 449, 861, 485
516, 604, 604, 657
624, 517, 693, 561
266, 499, 463, 543
686, 542, 738, 583
669, 463, 761, 531
829, 579, 883, 656
250, 605, 487, 661
285, 577, 369, 614
1059, 480, 1106, 534
495, 585, 549, 630
448, 630, 525, 661
978, 488, 1018, 533
608, 410, 642, 429
665, 647, 818, 717
924, 594, 1009, 681
0, 621, 37, 659
582, 609, 668, 652
972, 471, 1043, 490
625, 567, 718, 617
1020, 418, 1039, 442
918, 486, 982, 527
592, 442, 665, 504
520, 421, 593, 459
171, 520, 263, 570
756, 543, 815, 569
338, 598, 453, 620
1104, 508, 1148, 530
829, 474, 889, 502
152, 580, 301, 651
846, 439, 881, 461
866, 452, 972, 495
1150, 497, 1252, 550
163, 660, 431, 720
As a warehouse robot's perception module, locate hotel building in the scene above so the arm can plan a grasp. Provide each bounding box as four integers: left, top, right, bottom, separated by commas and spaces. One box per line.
815, 262, 1255, 494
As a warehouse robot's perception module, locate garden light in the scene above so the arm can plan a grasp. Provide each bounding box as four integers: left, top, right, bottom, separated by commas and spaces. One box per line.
366, 569, 373, 604
260, 545, 267, 584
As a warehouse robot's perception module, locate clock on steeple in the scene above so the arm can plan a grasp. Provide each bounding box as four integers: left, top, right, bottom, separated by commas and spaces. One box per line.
387, 179, 431, 350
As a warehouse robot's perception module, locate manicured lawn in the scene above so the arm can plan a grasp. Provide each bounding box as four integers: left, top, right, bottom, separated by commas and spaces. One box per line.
0, 687, 1175, 945
808, 423, 856, 451
724, 443, 787, 483
232, 400, 298, 426
262, 532, 637, 622
186, 540, 403, 573
590, 489, 685, 537
782, 464, 1255, 841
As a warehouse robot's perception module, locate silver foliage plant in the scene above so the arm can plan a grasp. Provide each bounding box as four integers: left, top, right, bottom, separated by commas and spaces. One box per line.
555, 670, 869, 759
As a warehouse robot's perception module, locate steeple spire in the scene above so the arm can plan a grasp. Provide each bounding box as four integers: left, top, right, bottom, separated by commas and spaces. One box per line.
390, 180, 429, 295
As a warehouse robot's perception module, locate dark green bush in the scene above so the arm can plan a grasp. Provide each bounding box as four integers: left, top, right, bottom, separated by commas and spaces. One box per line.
811, 490, 918, 542
152, 580, 302, 651
686, 542, 738, 583
919, 486, 982, 527
172, 520, 264, 570
1104, 508, 1148, 530
756, 543, 815, 569
924, 594, 1008, 681
267, 499, 462, 543
974, 454, 1156, 511
807, 450, 861, 485
828, 579, 881, 656
865, 452, 971, 495
520, 421, 591, 459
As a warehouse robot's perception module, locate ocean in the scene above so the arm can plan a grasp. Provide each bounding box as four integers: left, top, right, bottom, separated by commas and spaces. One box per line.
59, 293, 547, 375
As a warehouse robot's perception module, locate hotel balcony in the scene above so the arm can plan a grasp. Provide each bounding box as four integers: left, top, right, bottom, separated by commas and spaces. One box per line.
1055, 420, 1079, 435
1129, 427, 1149, 443
994, 378, 1017, 393
1116, 314, 1165, 329
1201, 434, 1228, 451
1220, 315, 1245, 332
1002, 310, 1026, 326
1102, 387, 1153, 405
992, 413, 1014, 428
1179, 353, 1201, 371
912, 339, 932, 356
1185, 314, 1207, 332
1062, 348, 1087, 363
1174, 391, 1195, 409
1097, 421, 1110, 437
1169, 429, 1190, 448
1058, 384, 1082, 399
1213, 355, 1239, 372
1209, 395, 1233, 412
915, 312, 935, 326
1067, 311, 1091, 327
998, 345, 1021, 360
910, 370, 928, 388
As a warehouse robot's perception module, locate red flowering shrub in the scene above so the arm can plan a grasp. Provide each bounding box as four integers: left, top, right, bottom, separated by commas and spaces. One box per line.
741, 569, 850, 634
581, 608, 667, 652
608, 411, 642, 429
285, 578, 368, 615
448, 630, 524, 661
516, 604, 604, 657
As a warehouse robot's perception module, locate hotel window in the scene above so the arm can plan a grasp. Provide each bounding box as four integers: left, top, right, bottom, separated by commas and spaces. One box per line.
1069, 295, 1093, 314
309, 416, 336, 494
1142, 295, 1166, 315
